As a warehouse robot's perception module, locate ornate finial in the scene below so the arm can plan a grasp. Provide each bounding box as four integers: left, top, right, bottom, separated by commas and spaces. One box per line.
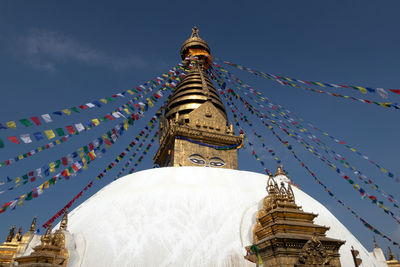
30, 216, 37, 232
388, 246, 395, 260
191, 26, 199, 38
373, 236, 378, 248
275, 165, 285, 176
60, 208, 68, 231
15, 227, 22, 241
6, 225, 15, 242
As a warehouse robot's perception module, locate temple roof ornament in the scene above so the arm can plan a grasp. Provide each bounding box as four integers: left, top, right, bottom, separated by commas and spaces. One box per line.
180, 26, 210, 60
275, 165, 285, 176
6, 225, 15, 242
29, 216, 37, 232
60, 208, 68, 231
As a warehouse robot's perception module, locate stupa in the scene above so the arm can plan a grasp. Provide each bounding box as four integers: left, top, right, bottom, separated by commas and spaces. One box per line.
0, 27, 391, 267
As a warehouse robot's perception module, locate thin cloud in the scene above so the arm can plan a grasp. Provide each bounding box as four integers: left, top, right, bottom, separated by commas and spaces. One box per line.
17, 29, 147, 71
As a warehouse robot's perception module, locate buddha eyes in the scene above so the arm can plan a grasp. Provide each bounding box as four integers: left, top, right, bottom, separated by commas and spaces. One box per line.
209, 161, 225, 167
189, 158, 206, 165
188, 154, 225, 167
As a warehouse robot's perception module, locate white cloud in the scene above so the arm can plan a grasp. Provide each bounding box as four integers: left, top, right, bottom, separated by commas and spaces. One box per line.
17, 29, 147, 71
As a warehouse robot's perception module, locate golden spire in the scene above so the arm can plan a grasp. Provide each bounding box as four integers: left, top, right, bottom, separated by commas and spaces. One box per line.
6, 225, 15, 242
60, 208, 68, 231
180, 26, 210, 60
275, 165, 285, 176
30, 216, 37, 232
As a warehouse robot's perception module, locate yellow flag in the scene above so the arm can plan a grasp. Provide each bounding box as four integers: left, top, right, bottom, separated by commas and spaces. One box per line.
123, 120, 129, 130
6, 121, 16, 129
56, 139, 61, 145
62, 109, 71, 115
44, 181, 50, 189
15, 177, 21, 185
357, 86, 367, 94
315, 82, 325, 87
38, 147, 43, 152
124, 108, 130, 114
44, 130, 55, 139
91, 118, 100, 126
18, 154, 24, 160
127, 89, 134, 95
100, 99, 107, 104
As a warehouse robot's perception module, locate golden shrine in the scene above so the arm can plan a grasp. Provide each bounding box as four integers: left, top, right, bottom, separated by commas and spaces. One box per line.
245, 167, 345, 266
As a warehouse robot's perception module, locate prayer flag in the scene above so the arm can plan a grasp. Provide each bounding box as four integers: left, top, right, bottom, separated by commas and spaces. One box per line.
75, 123, 85, 132
25, 192, 33, 201
389, 89, 400, 95
0, 138, 3, 148
20, 134, 32, 143
55, 128, 65, 136
66, 125, 76, 135
79, 105, 87, 110
62, 109, 71, 115
41, 114, 52, 123
86, 103, 95, 108
19, 118, 33, 127
68, 107, 79, 113
6, 121, 16, 129
33, 132, 44, 141
44, 130, 56, 139
0, 123, 7, 129
8, 136, 19, 144
91, 118, 100, 126
30, 116, 41, 126
53, 111, 62, 116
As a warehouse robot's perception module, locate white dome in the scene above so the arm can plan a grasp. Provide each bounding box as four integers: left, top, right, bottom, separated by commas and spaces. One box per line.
64, 167, 380, 267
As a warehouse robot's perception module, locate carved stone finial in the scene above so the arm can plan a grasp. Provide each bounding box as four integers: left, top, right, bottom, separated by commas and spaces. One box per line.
388, 246, 395, 260
30, 216, 37, 232
60, 208, 68, 231
275, 165, 285, 176
6, 225, 15, 242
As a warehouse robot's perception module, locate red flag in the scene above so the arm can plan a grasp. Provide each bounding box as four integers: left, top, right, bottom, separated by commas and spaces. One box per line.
389, 89, 400, 95
66, 126, 76, 135
79, 105, 87, 110
105, 115, 114, 121
8, 136, 20, 144
30, 116, 41, 126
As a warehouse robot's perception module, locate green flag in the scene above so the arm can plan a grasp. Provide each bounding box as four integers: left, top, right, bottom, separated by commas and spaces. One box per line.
71, 107, 80, 113
0, 137, 4, 148
19, 118, 33, 127
55, 128, 65, 137
25, 192, 33, 201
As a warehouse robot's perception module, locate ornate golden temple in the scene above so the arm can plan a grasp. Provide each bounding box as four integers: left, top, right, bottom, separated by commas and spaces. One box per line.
153, 26, 243, 169
0, 210, 69, 266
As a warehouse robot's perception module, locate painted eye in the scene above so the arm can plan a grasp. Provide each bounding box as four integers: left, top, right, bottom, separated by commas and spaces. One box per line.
190, 158, 206, 165
209, 158, 225, 167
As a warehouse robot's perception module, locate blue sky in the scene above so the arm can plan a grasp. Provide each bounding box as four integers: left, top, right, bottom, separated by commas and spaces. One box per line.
0, 0, 400, 256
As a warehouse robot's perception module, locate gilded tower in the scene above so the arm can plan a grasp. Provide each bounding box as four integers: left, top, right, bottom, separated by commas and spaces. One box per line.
154, 27, 243, 169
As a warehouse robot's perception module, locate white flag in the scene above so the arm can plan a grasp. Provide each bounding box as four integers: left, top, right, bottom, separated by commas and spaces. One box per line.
36, 168, 43, 179
112, 112, 120, 118
75, 123, 85, 132
36, 185, 43, 195
377, 88, 388, 99
116, 93, 124, 97
20, 134, 32, 143
41, 114, 52, 123
86, 103, 95, 108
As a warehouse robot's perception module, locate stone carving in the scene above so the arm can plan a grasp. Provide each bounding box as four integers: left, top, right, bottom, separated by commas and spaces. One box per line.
298, 235, 330, 265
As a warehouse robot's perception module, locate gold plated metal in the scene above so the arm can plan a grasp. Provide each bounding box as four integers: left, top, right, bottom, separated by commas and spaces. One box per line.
155, 27, 243, 169
245, 175, 345, 266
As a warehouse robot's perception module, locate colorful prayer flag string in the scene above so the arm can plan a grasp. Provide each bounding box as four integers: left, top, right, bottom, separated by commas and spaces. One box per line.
42, 115, 159, 228
0, 58, 195, 131
212, 66, 399, 207
215, 57, 400, 99
210, 68, 400, 224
